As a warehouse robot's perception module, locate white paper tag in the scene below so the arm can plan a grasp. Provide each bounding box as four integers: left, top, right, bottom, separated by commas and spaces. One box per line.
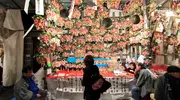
109, 9, 123, 17
24, 0, 30, 14
35, 0, 44, 15
47, 68, 52, 75
68, 0, 75, 19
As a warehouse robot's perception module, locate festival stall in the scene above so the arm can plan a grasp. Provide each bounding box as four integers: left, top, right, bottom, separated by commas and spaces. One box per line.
33, 0, 179, 99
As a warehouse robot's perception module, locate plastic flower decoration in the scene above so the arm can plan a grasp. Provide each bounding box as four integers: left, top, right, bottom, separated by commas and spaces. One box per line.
61, 35, 73, 42
70, 28, 79, 36
123, 0, 142, 14
110, 28, 120, 35
92, 20, 100, 28
33, 16, 46, 30
83, 17, 93, 26
104, 34, 113, 42
77, 37, 86, 44
63, 44, 72, 51
75, 20, 82, 28
46, 9, 57, 21
40, 34, 51, 45
56, 46, 63, 52
36, 56, 46, 65
107, 0, 121, 9
97, 6, 109, 20
75, 0, 82, 5
47, 27, 62, 36
99, 27, 107, 35
79, 27, 88, 35
117, 42, 127, 48
140, 39, 150, 46
72, 7, 81, 19
65, 20, 74, 29
93, 35, 102, 42
91, 28, 100, 34
129, 37, 139, 44
75, 49, 86, 58
50, 37, 61, 46
50, 43, 57, 52
55, 17, 65, 27
84, 6, 96, 18
97, 0, 105, 6
51, 0, 63, 10
113, 21, 121, 29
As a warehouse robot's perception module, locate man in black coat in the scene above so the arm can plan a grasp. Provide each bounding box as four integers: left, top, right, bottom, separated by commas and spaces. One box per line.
82, 55, 100, 100
0, 66, 2, 87
155, 65, 180, 100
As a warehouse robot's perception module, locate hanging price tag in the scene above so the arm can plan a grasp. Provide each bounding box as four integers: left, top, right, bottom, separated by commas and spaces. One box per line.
47, 68, 52, 75
35, 0, 44, 15
24, 0, 30, 14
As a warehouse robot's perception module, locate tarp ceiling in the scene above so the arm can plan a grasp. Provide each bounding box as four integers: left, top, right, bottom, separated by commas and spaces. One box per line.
0, 0, 130, 9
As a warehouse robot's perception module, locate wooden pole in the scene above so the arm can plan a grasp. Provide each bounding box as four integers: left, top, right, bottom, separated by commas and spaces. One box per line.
143, 0, 149, 29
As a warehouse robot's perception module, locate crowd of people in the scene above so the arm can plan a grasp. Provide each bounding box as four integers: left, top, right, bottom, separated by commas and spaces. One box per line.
82, 55, 180, 100
0, 55, 180, 100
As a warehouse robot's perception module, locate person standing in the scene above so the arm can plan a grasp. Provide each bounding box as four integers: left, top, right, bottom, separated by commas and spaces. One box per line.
82, 55, 101, 100
155, 65, 180, 100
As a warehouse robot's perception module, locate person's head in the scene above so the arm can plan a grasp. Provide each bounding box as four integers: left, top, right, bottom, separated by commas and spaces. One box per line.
22, 65, 33, 78
129, 62, 136, 70
84, 55, 94, 66
136, 63, 145, 71
167, 65, 180, 79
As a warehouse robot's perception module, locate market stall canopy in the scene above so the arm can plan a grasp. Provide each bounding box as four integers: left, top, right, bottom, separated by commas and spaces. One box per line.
0, 0, 34, 9
0, 0, 134, 9
0, 0, 72, 9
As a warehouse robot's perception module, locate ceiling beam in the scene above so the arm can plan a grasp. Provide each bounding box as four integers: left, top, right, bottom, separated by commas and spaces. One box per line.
30, 0, 35, 8
0, 2, 6, 8
12, 0, 22, 9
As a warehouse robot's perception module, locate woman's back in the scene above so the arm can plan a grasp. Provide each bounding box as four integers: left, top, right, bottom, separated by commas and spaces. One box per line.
82, 65, 99, 87
82, 65, 100, 100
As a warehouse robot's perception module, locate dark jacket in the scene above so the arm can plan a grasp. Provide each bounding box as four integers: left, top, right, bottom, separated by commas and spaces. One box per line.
136, 69, 154, 97
155, 73, 180, 100
0, 67, 2, 85
82, 65, 100, 100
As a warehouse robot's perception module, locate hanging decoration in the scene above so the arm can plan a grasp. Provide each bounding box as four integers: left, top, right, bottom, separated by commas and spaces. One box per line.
33, 0, 160, 68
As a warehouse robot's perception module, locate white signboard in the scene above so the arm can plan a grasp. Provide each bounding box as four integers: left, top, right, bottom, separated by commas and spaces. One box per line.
36, 0, 44, 15
109, 9, 123, 17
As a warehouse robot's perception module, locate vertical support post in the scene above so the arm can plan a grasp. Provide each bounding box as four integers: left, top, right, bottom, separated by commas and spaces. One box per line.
135, 45, 137, 60
143, 0, 149, 29
139, 45, 142, 54
131, 46, 133, 58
